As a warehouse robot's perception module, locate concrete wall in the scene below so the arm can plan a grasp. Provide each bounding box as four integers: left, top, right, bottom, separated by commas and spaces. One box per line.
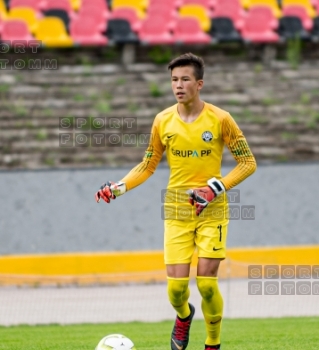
0, 163, 318, 255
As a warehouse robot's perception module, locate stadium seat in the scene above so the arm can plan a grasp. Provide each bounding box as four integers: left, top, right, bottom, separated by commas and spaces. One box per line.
81, 0, 109, 19
241, 5, 279, 42
147, 1, 177, 16
8, 6, 39, 33
172, 16, 212, 43
106, 18, 139, 44
311, 16, 319, 41
282, 0, 317, 18
147, 3, 178, 30
138, 14, 175, 44
282, 5, 314, 31
215, 0, 244, 6
1, 19, 34, 41
43, 9, 70, 32
35, 17, 73, 46
109, 7, 142, 32
245, 0, 282, 18
241, 0, 251, 8
212, 0, 246, 30
312, 0, 319, 12
179, 0, 217, 10
112, 5, 145, 19
0, 0, 7, 18
148, 0, 180, 9
70, 15, 108, 45
179, 4, 211, 31
40, 0, 73, 16
70, 0, 80, 11
112, 0, 147, 18
77, 4, 109, 32
210, 17, 243, 43
278, 16, 312, 40
9, 0, 41, 11
82, 0, 108, 9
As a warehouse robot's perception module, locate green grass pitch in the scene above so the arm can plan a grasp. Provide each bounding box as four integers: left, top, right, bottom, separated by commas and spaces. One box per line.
0, 317, 318, 350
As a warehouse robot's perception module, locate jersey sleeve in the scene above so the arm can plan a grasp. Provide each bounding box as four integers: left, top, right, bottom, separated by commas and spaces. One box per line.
221, 113, 257, 190
120, 116, 165, 191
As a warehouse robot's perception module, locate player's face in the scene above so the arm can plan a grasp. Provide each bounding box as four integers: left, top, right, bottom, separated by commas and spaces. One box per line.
171, 66, 203, 104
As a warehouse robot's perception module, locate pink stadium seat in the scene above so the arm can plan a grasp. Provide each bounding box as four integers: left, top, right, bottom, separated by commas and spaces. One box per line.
312, 0, 319, 12
214, 0, 242, 7
77, 4, 109, 32
70, 16, 108, 45
147, 3, 178, 30
172, 16, 212, 43
10, 0, 42, 11
179, 0, 217, 10
81, 0, 108, 21
148, 0, 181, 10
8, 6, 42, 33
179, 4, 211, 31
241, 5, 279, 42
81, 0, 108, 11
212, 0, 246, 30
41, 0, 78, 21
147, 2, 177, 16
79, 4, 109, 19
282, 0, 316, 18
2, 19, 34, 41
109, 7, 142, 32
283, 5, 313, 31
138, 15, 175, 44
40, 0, 73, 15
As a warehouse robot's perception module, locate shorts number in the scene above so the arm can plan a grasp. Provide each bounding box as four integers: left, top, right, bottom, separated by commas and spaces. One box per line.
217, 224, 222, 242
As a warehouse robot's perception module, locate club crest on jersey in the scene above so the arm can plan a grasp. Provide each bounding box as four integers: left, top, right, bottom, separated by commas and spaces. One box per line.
202, 131, 213, 142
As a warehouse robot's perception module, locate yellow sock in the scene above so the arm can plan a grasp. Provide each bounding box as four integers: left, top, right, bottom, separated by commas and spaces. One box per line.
167, 277, 191, 319
196, 276, 223, 346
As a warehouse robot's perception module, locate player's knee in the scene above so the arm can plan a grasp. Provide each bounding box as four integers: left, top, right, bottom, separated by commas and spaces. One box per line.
167, 278, 189, 306
196, 277, 216, 301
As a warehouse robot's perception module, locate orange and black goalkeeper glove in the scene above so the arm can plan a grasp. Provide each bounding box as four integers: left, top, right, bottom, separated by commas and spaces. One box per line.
187, 178, 225, 216
95, 181, 126, 203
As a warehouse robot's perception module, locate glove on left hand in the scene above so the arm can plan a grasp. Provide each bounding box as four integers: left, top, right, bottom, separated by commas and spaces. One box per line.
187, 178, 225, 216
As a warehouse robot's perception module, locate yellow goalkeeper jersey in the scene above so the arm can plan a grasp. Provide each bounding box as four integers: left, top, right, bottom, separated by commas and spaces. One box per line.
121, 102, 256, 194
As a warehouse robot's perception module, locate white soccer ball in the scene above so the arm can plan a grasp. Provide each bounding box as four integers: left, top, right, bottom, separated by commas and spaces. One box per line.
95, 334, 137, 350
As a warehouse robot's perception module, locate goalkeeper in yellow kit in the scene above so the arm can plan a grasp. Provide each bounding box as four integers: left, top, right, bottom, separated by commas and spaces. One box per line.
95, 53, 257, 350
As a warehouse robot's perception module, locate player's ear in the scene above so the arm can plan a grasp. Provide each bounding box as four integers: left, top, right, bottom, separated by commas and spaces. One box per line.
197, 79, 204, 91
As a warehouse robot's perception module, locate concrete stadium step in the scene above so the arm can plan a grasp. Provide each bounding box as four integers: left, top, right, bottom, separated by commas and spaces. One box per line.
1, 58, 319, 169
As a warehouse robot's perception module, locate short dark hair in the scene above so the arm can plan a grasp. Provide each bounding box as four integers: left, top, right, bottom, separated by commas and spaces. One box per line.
168, 52, 205, 80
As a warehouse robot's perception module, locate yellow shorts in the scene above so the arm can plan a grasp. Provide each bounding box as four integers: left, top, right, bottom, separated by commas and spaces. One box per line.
164, 217, 229, 265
